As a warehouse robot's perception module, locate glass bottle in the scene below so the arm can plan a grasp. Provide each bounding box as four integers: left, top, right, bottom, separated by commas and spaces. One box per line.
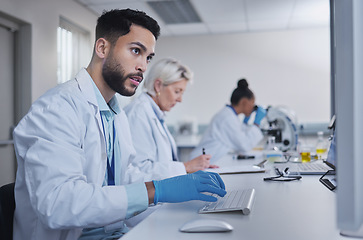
266, 136, 276, 150
316, 131, 328, 159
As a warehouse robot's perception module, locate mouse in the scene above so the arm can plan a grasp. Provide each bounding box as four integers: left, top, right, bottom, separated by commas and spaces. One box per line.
179, 218, 233, 233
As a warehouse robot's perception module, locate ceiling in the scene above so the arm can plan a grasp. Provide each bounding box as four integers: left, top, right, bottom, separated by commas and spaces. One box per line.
75, 0, 330, 37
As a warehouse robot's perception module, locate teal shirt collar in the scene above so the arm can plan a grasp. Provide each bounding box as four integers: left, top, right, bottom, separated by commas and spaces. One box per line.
91, 80, 121, 115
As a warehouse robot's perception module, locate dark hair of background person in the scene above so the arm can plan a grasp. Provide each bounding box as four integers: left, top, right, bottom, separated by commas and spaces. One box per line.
230, 78, 255, 105
96, 8, 161, 46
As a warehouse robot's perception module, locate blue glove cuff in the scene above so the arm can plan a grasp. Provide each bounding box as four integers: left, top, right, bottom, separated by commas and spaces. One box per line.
152, 180, 160, 205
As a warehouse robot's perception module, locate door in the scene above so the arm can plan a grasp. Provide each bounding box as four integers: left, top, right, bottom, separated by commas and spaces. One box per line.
0, 24, 16, 186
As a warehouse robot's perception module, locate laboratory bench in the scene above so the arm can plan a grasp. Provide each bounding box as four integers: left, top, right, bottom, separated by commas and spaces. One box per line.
121, 154, 344, 240
175, 133, 327, 163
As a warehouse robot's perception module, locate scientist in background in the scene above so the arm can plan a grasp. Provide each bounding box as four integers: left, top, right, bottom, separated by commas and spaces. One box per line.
190, 79, 266, 162
124, 58, 218, 182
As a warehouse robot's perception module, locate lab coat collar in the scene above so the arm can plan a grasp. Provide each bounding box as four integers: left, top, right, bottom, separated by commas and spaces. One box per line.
75, 68, 99, 112
144, 92, 166, 122
75, 68, 108, 160
226, 104, 238, 116
75, 68, 121, 116
91, 80, 110, 112
90, 77, 121, 116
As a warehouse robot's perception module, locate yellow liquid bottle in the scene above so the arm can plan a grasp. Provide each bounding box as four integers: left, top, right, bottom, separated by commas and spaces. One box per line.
301, 151, 311, 162
316, 148, 327, 155
316, 131, 327, 159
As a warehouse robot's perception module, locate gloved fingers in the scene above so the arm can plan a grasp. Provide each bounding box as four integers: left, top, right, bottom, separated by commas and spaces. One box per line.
207, 172, 225, 189
191, 171, 225, 191
256, 106, 267, 116
197, 171, 225, 190
198, 193, 218, 202
197, 184, 227, 198
204, 173, 223, 189
192, 171, 215, 181
198, 177, 221, 190
254, 106, 267, 125
243, 115, 250, 124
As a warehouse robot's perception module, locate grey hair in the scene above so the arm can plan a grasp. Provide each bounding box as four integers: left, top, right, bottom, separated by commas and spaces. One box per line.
143, 58, 193, 96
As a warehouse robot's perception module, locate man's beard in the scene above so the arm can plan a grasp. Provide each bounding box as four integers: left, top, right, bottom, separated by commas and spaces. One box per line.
102, 53, 140, 97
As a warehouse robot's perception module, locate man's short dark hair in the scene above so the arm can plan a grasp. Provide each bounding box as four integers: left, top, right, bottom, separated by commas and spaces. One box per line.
96, 8, 160, 46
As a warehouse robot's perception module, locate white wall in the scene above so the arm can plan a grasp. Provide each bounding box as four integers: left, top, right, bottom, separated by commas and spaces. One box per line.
1, 0, 330, 127
0, 0, 97, 102
140, 27, 331, 128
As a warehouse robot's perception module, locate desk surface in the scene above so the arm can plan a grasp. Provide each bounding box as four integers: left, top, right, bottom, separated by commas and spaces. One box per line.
122, 154, 344, 240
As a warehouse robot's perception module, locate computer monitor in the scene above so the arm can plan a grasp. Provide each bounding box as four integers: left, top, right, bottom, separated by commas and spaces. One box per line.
326, 129, 336, 169
334, 0, 363, 237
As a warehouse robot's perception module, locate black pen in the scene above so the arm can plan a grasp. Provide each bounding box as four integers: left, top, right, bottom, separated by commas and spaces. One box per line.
237, 154, 255, 159
202, 148, 205, 155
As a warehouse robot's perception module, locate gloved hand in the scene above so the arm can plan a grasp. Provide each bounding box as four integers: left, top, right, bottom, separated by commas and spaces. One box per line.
243, 115, 251, 124
153, 171, 226, 204
254, 106, 266, 125
244, 105, 258, 124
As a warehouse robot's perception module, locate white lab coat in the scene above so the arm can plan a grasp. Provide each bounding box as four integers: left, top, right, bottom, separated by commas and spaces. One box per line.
190, 106, 263, 162
124, 92, 186, 183
13, 69, 147, 240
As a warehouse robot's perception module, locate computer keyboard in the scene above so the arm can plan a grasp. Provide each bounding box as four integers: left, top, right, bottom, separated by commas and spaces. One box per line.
297, 162, 331, 171
199, 189, 255, 215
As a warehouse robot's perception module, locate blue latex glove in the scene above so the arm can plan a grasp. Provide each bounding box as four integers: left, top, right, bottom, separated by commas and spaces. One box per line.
244, 105, 258, 124
254, 106, 266, 125
243, 115, 251, 124
153, 171, 226, 204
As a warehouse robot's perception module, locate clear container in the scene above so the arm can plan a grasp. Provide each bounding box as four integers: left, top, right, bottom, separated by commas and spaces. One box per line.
266, 136, 276, 150
300, 145, 313, 162
264, 136, 284, 162
316, 131, 328, 159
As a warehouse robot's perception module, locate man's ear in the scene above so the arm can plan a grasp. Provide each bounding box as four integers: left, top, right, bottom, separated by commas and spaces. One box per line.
94, 38, 110, 59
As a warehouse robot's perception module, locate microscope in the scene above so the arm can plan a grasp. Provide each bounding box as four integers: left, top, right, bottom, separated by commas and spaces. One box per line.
260, 106, 299, 152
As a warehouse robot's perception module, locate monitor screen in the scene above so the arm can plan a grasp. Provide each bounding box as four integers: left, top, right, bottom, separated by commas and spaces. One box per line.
325, 131, 336, 169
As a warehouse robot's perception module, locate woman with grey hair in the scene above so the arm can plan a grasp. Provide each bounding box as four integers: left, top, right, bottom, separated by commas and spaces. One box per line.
124, 58, 218, 183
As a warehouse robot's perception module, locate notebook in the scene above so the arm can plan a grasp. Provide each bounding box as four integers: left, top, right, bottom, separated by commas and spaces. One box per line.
207, 165, 265, 174
288, 131, 336, 175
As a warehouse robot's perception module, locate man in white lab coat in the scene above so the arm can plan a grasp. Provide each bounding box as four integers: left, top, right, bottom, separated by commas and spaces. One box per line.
12, 9, 226, 240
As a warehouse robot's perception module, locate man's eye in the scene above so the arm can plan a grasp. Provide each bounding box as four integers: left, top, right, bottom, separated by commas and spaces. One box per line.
147, 55, 153, 63
132, 48, 140, 54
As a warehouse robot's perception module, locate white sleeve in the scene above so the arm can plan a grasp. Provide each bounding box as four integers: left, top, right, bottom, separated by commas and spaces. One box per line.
222, 116, 263, 153
125, 110, 186, 183
13, 101, 147, 229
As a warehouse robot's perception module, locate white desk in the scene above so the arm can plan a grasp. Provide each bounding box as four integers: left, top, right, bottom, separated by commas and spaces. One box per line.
122, 154, 344, 240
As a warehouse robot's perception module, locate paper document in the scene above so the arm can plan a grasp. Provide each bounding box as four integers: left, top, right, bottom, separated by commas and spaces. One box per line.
208, 165, 265, 174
